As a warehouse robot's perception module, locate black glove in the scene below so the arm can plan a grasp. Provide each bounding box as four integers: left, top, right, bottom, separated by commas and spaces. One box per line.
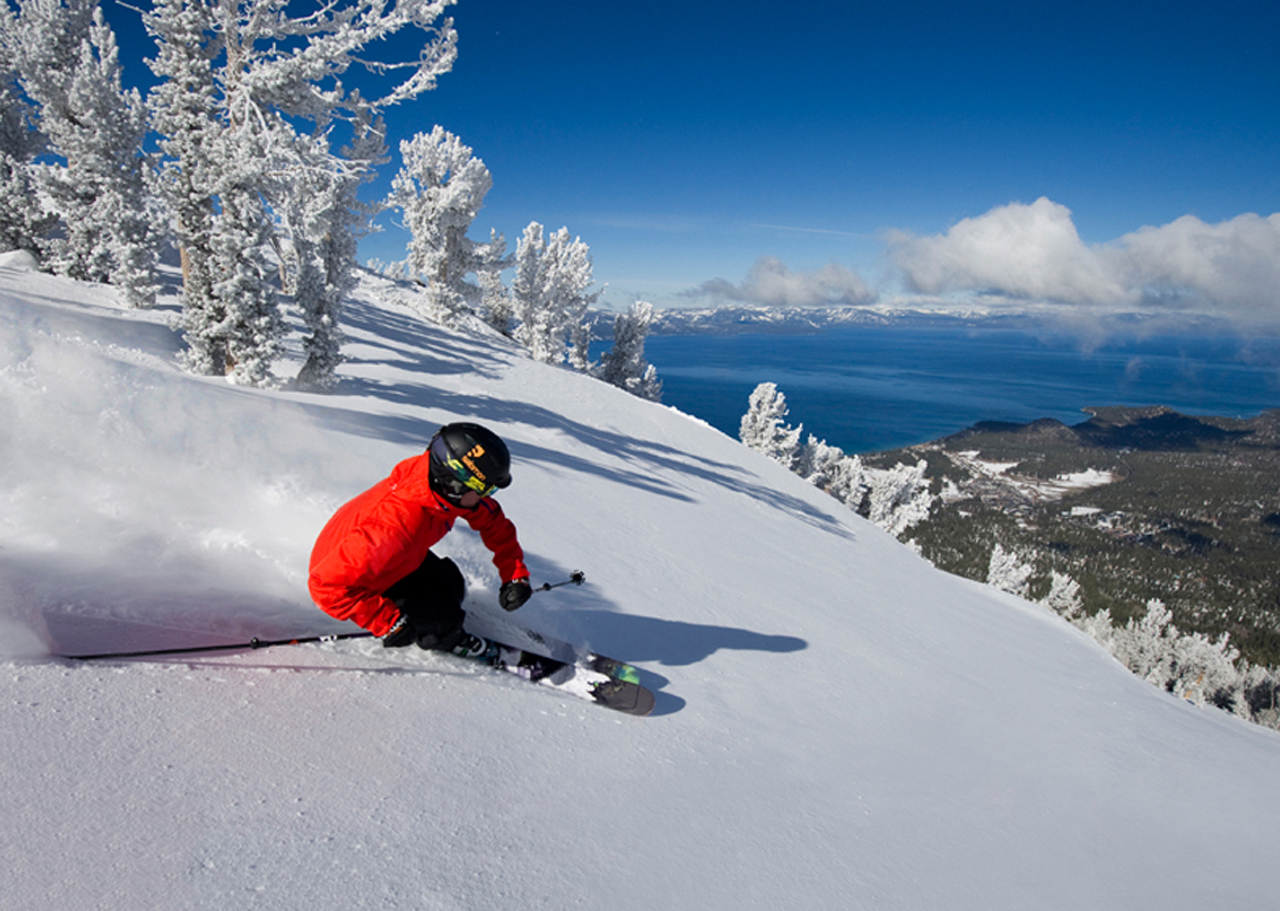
382, 613, 417, 648
382, 607, 466, 651
499, 579, 533, 612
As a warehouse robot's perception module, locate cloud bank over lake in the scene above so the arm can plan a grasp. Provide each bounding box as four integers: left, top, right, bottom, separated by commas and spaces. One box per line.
687, 200, 1280, 330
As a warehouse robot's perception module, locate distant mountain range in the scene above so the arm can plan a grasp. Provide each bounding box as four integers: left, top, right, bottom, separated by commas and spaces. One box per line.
588, 303, 1237, 338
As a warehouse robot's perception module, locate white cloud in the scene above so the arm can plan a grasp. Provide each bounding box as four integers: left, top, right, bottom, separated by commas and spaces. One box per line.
683, 201, 1280, 326
888, 198, 1280, 322
694, 255, 876, 307
889, 198, 1127, 304
1117, 212, 1280, 316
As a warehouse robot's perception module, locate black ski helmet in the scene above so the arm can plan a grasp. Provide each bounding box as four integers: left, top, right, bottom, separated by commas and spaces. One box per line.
427, 423, 512, 504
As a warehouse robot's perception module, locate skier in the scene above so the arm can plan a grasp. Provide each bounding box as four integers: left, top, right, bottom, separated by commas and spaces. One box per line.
308, 422, 533, 650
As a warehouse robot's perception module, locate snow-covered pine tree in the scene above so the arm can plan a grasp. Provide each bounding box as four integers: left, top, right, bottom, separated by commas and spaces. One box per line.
145, 0, 220, 370
0, 3, 55, 255
511, 222, 548, 357
1041, 571, 1083, 618
512, 222, 600, 366
477, 268, 513, 334
0, 6, 29, 154
207, 127, 285, 387
7, 0, 94, 153
862, 460, 933, 537
145, 0, 460, 385
279, 110, 387, 390
825, 452, 867, 510
388, 126, 507, 325
554, 229, 599, 369
568, 317, 593, 373
739, 382, 802, 468
985, 541, 1034, 598
793, 434, 836, 488
19, 4, 158, 305
597, 299, 662, 401
12, 0, 101, 276
738, 387, 871, 510
1104, 599, 1245, 708
0, 146, 47, 256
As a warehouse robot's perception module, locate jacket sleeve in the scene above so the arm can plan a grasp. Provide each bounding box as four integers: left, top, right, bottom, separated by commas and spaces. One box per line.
308, 523, 406, 637
466, 500, 530, 583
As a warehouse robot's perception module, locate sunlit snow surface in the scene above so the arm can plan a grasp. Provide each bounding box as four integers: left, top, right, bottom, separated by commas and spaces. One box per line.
2, 256, 1279, 910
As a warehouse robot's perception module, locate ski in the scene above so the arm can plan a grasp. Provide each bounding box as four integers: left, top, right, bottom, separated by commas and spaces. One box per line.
468, 615, 642, 684
472, 570, 644, 685
55, 617, 653, 714
59, 625, 640, 684
450, 632, 655, 716
582, 652, 642, 685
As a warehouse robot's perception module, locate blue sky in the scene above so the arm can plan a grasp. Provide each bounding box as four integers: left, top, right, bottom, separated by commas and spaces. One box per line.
104, 0, 1280, 316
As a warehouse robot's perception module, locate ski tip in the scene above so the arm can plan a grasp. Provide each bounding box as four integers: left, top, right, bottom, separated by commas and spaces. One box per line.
590, 679, 657, 717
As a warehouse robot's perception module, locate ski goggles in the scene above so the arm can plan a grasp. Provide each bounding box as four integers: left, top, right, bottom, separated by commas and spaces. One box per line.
430, 436, 499, 498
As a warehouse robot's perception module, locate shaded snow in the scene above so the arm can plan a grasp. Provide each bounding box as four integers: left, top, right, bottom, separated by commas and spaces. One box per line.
2, 265, 1279, 910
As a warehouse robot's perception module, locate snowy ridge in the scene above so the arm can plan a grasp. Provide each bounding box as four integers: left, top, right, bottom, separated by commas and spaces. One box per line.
2, 263, 1280, 910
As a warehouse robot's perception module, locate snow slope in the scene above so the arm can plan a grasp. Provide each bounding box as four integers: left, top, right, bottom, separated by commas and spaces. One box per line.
2, 257, 1279, 910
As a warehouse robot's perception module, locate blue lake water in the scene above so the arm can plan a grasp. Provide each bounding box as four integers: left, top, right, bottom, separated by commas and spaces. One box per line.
639, 326, 1280, 454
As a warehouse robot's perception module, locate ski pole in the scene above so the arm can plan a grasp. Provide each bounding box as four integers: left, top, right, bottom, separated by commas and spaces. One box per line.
535, 570, 586, 592
65, 573, 587, 660
63, 630, 374, 662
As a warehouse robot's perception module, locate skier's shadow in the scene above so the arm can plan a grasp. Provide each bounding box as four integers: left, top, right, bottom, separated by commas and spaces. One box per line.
562, 609, 808, 716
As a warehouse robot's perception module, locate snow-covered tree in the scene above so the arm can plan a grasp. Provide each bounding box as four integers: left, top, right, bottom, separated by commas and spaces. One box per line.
984, 547, 1083, 617
0, 147, 47, 255
824, 452, 867, 510
568, 317, 593, 373
145, 0, 221, 369
738, 383, 941, 534
512, 222, 600, 365
0, 2, 54, 254
9, 0, 91, 220
208, 143, 285, 386
1041, 570, 1083, 618
597, 299, 662, 401
0, 5, 34, 160
389, 126, 507, 325
17, 3, 158, 305
862, 460, 933, 537
739, 382, 802, 467
794, 434, 846, 490
986, 541, 1034, 598
1104, 599, 1244, 709
477, 267, 513, 334
144, 0, 460, 385
511, 222, 549, 356
280, 111, 387, 390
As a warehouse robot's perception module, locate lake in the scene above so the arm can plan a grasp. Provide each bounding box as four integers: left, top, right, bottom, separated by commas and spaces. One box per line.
640, 326, 1280, 454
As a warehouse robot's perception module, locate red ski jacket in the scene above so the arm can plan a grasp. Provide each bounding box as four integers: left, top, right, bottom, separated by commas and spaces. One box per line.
308, 452, 529, 636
